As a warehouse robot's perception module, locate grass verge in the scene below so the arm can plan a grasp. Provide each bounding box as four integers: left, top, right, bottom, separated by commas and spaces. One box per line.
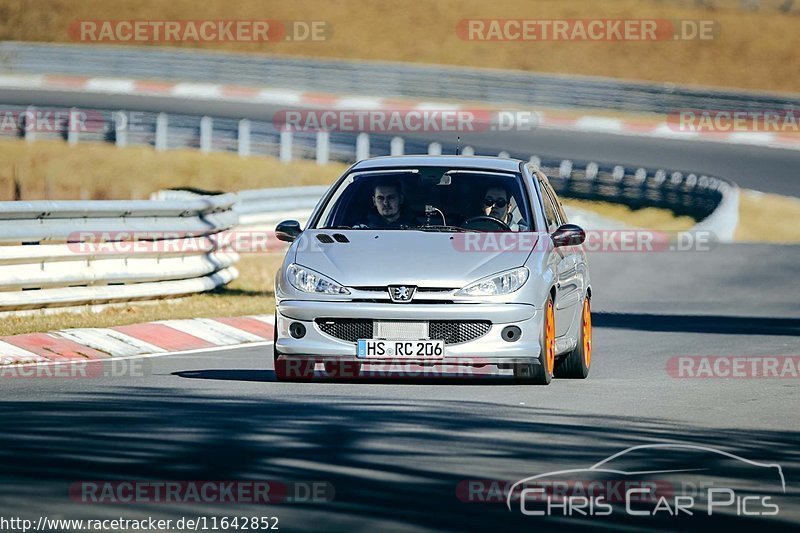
1, 0, 798, 94
736, 190, 800, 243
561, 198, 696, 231
0, 139, 348, 200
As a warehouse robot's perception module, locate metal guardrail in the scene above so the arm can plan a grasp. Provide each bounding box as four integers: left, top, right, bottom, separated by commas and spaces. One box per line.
0, 42, 797, 115
156, 164, 739, 241
0, 97, 739, 241
0, 194, 240, 313
152, 186, 328, 227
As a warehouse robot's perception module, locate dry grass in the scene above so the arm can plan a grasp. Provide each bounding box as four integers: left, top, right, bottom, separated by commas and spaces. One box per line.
0, 139, 348, 200
735, 190, 800, 243
1, 0, 798, 93
0, 253, 284, 336
561, 198, 696, 231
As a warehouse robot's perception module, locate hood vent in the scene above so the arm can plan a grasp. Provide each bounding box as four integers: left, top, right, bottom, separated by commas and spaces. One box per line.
333, 233, 350, 243
316, 234, 334, 243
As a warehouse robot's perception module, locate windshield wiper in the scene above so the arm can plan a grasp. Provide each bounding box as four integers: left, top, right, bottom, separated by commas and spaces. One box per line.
407, 225, 474, 233
320, 225, 364, 230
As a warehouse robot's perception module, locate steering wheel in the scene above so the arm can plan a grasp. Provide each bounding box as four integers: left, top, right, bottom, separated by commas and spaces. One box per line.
461, 215, 511, 232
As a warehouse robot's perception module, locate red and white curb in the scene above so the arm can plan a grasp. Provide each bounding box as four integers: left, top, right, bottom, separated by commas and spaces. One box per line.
0, 313, 518, 378
0, 315, 274, 366
2, 73, 798, 151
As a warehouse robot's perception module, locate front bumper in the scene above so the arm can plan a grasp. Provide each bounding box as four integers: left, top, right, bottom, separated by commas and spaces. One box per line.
275, 300, 542, 364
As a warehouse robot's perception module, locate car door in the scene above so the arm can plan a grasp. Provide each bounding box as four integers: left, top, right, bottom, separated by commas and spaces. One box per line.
539, 179, 581, 338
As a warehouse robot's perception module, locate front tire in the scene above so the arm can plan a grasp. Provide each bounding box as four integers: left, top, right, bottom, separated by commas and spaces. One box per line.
274, 357, 315, 382
555, 297, 592, 379
514, 296, 555, 385
324, 361, 362, 379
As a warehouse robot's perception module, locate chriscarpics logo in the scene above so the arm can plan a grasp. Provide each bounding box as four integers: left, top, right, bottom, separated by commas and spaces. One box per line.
505, 444, 785, 519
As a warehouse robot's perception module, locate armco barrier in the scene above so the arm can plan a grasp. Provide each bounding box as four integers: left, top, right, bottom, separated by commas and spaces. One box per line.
0, 99, 739, 240
0, 194, 239, 313
154, 159, 740, 241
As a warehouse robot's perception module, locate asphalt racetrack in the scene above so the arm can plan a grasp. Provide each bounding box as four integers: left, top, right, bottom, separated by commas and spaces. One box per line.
1, 78, 799, 531
1, 243, 798, 531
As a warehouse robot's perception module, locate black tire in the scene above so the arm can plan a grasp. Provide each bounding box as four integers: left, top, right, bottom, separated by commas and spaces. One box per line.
324, 361, 362, 379
555, 297, 592, 379
274, 358, 315, 382
514, 296, 555, 385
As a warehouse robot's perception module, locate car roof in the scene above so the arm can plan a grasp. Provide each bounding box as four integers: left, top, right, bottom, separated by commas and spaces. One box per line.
350, 155, 524, 173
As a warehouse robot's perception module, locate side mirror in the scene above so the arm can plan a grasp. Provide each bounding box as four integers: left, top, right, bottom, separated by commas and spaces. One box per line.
551, 224, 586, 247
275, 220, 302, 242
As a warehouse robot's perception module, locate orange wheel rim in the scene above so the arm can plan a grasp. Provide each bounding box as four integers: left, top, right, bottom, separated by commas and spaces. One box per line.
545, 300, 555, 375
582, 298, 592, 367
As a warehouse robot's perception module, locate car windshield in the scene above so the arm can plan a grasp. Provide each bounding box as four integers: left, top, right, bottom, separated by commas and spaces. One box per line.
315, 167, 533, 232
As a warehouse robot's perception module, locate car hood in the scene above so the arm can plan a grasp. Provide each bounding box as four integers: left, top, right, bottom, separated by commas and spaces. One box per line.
293, 230, 537, 288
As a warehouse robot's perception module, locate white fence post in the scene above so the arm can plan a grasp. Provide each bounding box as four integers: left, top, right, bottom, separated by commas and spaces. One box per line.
461, 146, 474, 156
155, 112, 168, 151
316, 131, 330, 165
498, 150, 510, 158
67, 108, 80, 146
356, 132, 370, 161
24, 105, 36, 143
199, 116, 213, 153
238, 119, 250, 158
114, 111, 127, 148
428, 142, 442, 155
280, 130, 293, 163
390, 136, 404, 156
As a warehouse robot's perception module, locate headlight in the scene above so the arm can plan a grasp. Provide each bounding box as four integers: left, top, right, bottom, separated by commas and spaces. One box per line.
456, 267, 529, 296
287, 264, 350, 295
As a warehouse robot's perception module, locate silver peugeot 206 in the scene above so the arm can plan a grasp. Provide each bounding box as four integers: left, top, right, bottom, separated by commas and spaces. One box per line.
273, 155, 592, 384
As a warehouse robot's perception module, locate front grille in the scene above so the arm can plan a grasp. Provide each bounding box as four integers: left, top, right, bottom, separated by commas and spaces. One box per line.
315, 319, 490, 345
429, 320, 491, 344
316, 319, 372, 342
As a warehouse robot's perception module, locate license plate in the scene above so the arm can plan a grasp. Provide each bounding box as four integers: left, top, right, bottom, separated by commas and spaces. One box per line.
357, 339, 444, 359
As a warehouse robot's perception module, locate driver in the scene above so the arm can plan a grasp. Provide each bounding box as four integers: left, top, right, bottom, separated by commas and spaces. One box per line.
482, 185, 512, 224
363, 179, 414, 229
475, 184, 528, 231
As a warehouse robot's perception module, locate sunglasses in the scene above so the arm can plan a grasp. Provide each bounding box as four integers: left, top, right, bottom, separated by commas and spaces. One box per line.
483, 197, 508, 208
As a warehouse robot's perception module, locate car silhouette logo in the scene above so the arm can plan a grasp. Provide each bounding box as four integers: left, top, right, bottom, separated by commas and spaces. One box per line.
389, 285, 416, 303
506, 443, 786, 511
